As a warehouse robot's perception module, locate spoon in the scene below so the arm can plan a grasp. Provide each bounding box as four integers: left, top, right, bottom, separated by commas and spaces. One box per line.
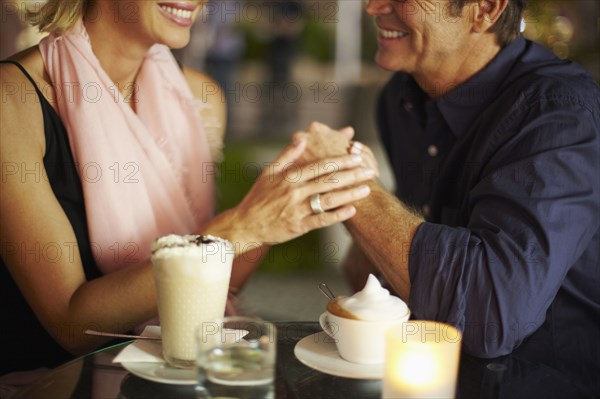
318, 283, 336, 300
84, 329, 161, 341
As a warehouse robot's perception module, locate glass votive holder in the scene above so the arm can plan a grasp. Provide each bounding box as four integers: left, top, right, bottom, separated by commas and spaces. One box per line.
382, 320, 462, 399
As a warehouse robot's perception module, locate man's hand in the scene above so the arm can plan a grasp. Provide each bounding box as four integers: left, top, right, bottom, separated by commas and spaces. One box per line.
295, 121, 379, 177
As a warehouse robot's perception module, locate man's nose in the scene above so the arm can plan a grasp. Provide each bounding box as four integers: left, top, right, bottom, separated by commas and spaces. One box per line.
365, 0, 394, 16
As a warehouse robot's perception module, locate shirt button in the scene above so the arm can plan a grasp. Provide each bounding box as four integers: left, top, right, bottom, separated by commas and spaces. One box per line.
403, 101, 413, 112
422, 204, 430, 217
427, 145, 438, 157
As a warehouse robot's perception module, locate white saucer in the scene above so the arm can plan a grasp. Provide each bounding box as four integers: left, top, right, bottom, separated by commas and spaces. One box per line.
293, 331, 384, 379
121, 362, 197, 385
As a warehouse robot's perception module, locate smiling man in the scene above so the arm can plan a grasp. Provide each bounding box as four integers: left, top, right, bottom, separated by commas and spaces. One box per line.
370, 0, 522, 96
299, 0, 599, 388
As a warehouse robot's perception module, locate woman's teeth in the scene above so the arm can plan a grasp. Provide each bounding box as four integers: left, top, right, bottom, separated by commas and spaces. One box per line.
380, 29, 407, 39
160, 5, 193, 19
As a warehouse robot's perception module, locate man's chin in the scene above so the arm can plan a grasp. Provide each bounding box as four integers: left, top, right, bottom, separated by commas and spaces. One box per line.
375, 59, 403, 73
374, 52, 404, 73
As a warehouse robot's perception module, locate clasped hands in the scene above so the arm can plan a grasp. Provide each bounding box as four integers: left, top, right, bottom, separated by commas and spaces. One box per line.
229, 121, 378, 247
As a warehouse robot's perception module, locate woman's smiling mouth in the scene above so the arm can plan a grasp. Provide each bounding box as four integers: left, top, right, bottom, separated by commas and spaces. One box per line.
158, 2, 197, 27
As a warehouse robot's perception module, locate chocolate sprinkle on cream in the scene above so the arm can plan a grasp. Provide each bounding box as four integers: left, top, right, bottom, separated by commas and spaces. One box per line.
151, 234, 232, 255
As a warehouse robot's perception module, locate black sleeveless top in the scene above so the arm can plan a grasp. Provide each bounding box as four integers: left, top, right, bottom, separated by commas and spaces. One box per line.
0, 61, 102, 374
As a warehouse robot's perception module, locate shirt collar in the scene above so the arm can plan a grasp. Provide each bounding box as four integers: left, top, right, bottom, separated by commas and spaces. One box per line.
410, 37, 527, 138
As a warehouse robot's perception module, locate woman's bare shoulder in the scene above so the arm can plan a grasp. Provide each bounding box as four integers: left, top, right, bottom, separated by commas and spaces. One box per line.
1, 46, 48, 159
182, 66, 227, 161
182, 66, 226, 116
2, 46, 47, 82
181, 66, 219, 93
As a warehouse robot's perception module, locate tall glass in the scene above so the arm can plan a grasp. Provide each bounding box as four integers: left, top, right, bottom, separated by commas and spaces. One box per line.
151, 235, 234, 368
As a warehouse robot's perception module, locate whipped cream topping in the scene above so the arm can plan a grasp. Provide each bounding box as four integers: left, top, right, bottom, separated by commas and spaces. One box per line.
151, 234, 233, 258
337, 274, 408, 321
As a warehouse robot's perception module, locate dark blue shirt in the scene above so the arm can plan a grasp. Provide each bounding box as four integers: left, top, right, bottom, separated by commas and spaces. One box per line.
377, 37, 600, 371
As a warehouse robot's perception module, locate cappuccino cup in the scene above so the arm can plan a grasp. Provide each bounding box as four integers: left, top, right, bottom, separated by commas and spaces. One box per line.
319, 309, 410, 364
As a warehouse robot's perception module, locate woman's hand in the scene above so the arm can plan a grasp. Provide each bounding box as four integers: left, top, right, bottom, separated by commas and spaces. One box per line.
206, 136, 376, 249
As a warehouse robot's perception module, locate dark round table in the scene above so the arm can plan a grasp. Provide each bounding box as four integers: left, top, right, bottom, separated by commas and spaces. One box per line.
11, 322, 599, 399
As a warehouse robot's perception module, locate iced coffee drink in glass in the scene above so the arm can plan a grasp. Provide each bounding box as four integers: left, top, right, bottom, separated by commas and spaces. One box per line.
151, 234, 234, 368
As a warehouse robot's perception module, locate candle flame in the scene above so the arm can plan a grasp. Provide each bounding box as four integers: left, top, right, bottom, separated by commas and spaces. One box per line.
394, 346, 440, 387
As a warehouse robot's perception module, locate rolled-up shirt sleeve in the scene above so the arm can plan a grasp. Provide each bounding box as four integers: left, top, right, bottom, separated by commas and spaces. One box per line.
407, 97, 600, 358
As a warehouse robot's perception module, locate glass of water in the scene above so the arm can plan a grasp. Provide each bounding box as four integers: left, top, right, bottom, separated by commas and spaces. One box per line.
196, 316, 276, 399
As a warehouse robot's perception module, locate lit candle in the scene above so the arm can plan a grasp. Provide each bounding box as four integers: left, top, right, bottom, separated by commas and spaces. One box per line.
382, 321, 462, 399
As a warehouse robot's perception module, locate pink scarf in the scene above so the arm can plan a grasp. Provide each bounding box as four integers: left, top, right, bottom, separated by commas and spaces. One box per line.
38, 20, 215, 274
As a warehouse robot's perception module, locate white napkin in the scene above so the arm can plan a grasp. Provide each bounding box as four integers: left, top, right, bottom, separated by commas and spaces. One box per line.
112, 326, 163, 363
112, 325, 250, 364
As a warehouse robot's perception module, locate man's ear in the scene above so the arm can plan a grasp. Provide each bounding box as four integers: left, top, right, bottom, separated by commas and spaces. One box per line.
472, 0, 509, 33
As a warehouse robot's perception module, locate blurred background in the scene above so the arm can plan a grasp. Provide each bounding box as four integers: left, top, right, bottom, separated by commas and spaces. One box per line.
2, 0, 599, 320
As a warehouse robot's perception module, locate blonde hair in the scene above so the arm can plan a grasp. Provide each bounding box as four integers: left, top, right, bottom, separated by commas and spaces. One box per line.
27, 0, 88, 34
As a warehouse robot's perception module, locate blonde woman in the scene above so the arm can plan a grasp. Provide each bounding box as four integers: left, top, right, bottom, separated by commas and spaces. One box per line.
0, 0, 375, 377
